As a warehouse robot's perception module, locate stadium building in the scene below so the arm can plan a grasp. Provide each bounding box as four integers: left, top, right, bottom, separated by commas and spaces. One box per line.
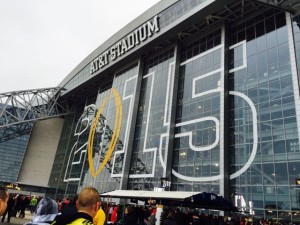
1, 0, 300, 221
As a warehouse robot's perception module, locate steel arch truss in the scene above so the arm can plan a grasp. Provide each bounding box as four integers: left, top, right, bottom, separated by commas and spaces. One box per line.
0, 87, 69, 128
252, 0, 300, 15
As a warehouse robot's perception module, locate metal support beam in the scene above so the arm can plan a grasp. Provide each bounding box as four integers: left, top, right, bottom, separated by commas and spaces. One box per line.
0, 87, 70, 128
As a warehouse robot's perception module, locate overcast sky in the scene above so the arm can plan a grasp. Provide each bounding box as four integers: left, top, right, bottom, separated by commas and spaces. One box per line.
0, 0, 160, 93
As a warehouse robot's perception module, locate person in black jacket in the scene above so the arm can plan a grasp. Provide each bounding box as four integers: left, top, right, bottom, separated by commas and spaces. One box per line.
124, 205, 138, 225
14, 194, 22, 217
19, 195, 30, 218
174, 208, 186, 225
60, 195, 78, 216
1, 194, 15, 223
163, 211, 177, 225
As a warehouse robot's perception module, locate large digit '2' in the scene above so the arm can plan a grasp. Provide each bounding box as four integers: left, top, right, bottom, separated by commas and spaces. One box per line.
87, 87, 123, 178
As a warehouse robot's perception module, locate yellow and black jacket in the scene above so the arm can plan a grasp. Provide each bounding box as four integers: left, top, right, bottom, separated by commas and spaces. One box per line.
51, 212, 94, 225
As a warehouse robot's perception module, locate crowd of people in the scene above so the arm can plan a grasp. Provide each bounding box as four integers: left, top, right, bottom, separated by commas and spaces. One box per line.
0, 186, 100, 225
0, 186, 289, 225
0, 191, 40, 223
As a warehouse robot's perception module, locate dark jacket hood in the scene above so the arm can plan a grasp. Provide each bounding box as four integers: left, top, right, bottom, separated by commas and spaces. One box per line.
24, 197, 58, 225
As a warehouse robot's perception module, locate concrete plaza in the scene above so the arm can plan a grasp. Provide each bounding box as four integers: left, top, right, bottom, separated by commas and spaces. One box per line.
1, 210, 32, 225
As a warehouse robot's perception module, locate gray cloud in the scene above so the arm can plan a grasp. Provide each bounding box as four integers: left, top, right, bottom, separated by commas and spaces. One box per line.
0, 0, 160, 93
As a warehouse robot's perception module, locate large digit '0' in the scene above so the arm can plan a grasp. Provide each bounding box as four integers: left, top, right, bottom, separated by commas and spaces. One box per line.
87, 88, 123, 178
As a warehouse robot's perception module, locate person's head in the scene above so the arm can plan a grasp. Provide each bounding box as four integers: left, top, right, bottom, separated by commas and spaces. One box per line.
0, 186, 8, 216
192, 213, 199, 219
77, 187, 100, 218
125, 205, 134, 215
70, 194, 78, 204
167, 211, 175, 220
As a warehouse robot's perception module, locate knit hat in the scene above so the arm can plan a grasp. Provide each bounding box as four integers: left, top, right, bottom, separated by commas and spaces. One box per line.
32, 197, 58, 223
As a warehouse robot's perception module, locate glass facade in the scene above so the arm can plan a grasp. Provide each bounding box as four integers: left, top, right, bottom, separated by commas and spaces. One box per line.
228, 10, 300, 219
128, 48, 175, 189
50, 6, 300, 221
1, 0, 300, 223
293, 16, 300, 88
51, 63, 140, 197
90, 63, 139, 193
48, 113, 79, 199
172, 29, 223, 193
0, 123, 32, 183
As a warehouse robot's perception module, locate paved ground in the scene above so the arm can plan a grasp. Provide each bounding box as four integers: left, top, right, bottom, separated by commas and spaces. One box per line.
1, 210, 32, 225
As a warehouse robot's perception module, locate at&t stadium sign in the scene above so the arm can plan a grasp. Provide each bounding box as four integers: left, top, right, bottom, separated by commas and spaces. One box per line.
90, 15, 160, 74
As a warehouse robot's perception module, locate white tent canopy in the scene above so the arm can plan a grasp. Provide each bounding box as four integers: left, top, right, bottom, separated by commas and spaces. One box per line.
100, 190, 239, 211
100, 190, 201, 201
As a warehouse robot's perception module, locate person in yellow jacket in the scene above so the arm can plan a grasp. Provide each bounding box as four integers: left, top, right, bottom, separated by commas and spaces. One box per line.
93, 207, 106, 225
51, 187, 100, 225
